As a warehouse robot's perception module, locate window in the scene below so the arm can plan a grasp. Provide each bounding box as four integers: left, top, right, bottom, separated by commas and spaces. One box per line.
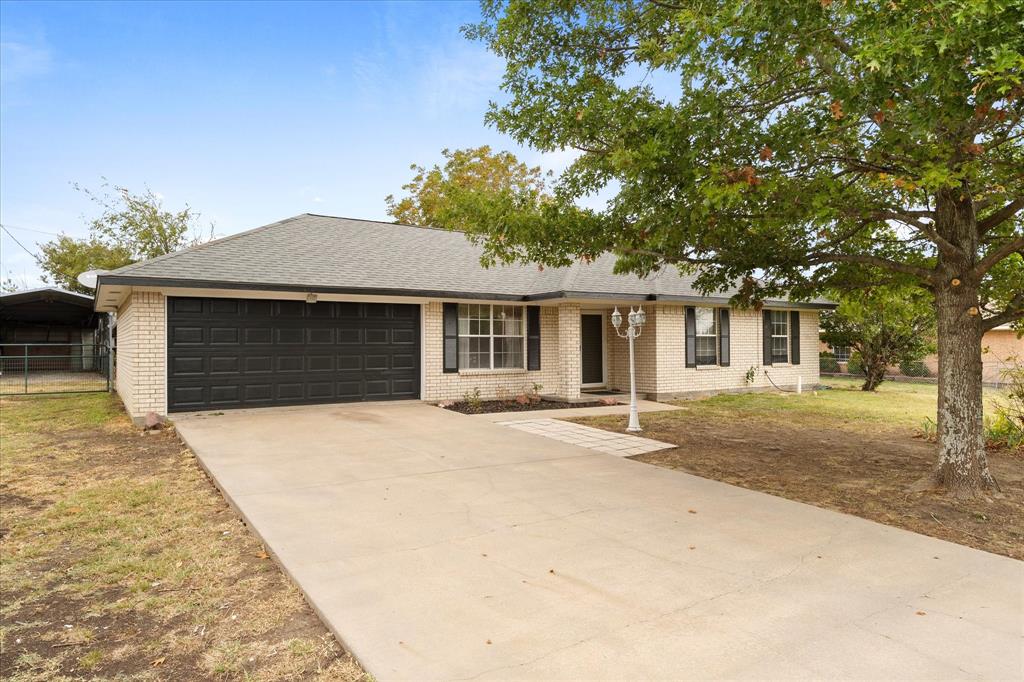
694, 308, 718, 366
831, 345, 851, 362
458, 304, 525, 370
770, 310, 789, 363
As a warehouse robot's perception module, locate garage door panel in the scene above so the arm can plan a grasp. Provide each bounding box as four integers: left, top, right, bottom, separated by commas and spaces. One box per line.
307, 328, 333, 344
209, 357, 240, 374
172, 327, 204, 345
209, 299, 239, 315
392, 353, 416, 370
307, 355, 334, 372
171, 298, 203, 314
338, 329, 361, 344
167, 298, 419, 411
245, 384, 273, 401
209, 328, 239, 345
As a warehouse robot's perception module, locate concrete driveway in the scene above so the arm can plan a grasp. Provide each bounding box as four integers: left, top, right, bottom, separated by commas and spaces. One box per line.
175, 402, 1023, 681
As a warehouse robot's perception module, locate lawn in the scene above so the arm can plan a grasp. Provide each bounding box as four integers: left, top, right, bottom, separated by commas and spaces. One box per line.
0, 394, 367, 681
572, 377, 1023, 559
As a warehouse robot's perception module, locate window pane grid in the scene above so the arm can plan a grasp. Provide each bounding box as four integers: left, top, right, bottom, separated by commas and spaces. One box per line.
695, 308, 718, 366
457, 304, 526, 370
770, 310, 789, 363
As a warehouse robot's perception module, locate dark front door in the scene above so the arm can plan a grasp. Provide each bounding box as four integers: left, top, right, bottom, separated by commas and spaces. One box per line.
580, 314, 604, 385
166, 297, 420, 412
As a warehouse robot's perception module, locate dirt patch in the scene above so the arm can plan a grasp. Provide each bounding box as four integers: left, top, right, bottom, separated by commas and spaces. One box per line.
0, 394, 367, 681
442, 398, 607, 414
573, 410, 1024, 560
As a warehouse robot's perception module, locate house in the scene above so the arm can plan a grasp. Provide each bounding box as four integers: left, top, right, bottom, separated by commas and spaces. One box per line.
925, 325, 1022, 385
92, 214, 833, 420
0, 287, 105, 369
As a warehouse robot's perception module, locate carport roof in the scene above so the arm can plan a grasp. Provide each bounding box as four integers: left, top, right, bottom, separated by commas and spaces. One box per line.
95, 213, 835, 309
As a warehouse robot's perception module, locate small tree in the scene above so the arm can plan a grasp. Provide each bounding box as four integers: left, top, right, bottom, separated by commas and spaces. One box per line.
38, 237, 134, 295
821, 288, 935, 391
39, 182, 211, 294
385, 146, 549, 229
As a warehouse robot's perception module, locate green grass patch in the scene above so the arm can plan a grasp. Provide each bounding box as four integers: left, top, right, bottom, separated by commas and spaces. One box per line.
666, 377, 1004, 432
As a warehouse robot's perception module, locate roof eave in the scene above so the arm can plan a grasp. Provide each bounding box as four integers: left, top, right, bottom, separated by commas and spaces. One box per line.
95, 275, 836, 310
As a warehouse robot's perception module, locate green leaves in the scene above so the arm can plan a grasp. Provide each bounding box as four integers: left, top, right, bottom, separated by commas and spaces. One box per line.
461, 0, 1022, 315
39, 183, 210, 294
384, 146, 550, 230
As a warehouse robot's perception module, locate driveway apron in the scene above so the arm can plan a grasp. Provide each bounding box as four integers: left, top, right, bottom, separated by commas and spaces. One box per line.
174, 402, 1023, 681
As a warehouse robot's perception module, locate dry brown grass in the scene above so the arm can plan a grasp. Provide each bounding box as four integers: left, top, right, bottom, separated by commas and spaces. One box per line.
0, 394, 368, 681
573, 379, 1023, 560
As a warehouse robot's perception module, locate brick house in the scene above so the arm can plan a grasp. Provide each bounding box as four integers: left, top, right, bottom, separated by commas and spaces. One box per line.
92, 214, 833, 420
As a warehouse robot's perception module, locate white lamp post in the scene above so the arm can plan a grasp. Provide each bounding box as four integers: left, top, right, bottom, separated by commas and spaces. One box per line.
611, 305, 646, 432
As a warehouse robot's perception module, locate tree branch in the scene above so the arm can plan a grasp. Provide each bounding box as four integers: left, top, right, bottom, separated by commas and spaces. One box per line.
806, 251, 934, 280
977, 197, 1024, 235
972, 235, 1024, 278
982, 291, 1024, 331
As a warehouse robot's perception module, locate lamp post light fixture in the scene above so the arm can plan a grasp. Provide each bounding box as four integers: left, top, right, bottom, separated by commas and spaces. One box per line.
611, 305, 646, 432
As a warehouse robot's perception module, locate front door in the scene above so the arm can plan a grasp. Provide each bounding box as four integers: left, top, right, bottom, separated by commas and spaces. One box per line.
580, 314, 605, 386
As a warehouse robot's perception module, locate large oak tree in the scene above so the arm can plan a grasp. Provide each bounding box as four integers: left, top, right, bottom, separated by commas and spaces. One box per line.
459, 0, 1024, 497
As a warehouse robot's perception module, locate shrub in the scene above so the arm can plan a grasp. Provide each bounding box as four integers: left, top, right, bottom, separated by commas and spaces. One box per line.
846, 352, 864, 376
462, 387, 482, 412
987, 361, 1023, 449
819, 351, 839, 374
985, 413, 1023, 450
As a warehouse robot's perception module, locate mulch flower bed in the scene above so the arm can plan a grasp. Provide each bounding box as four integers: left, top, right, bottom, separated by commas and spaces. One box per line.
441, 398, 611, 415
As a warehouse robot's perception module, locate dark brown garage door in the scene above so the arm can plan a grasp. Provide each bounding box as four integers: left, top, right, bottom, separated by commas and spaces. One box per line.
166, 297, 419, 412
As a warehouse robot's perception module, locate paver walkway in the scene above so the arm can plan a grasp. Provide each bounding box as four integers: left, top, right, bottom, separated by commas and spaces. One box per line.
175, 401, 1023, 681
497, 418, 674, 456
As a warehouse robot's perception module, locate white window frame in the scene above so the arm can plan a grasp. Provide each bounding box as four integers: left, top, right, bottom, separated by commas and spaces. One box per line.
457, 304, 526, 370
831, 345, 851, 362
694, 307, 719, 366
770, 310, 789, 364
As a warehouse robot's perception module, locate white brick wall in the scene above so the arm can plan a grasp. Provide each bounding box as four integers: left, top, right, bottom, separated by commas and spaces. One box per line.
421, 301, 563, 401
649, 305, 820, 397
557, 303, 581, 399
114, 291, 166, 419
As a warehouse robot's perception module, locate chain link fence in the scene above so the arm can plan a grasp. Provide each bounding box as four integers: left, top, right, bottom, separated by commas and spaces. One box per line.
0, 344, 112, 395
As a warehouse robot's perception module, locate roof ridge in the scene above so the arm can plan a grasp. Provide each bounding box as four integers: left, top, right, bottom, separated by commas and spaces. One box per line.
303, 212, 465, 235
108, 214, 308, 276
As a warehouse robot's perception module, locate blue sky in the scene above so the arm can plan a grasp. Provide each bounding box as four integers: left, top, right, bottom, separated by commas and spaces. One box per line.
1, 1, 580, 287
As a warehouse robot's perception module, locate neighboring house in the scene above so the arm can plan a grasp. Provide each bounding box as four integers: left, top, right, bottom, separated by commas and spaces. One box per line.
821, 327, 1022, 385
924, 325, 1021, 385
92, 214, 833, 420
0, 287, 103, 369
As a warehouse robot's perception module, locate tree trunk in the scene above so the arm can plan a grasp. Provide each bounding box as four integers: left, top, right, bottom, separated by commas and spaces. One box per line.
860, 354, 887, 391
926, 189, 997, 497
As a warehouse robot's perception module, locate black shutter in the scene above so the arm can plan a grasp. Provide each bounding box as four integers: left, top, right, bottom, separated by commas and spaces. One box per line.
527, 305, 541, 371
685, 307, 696, 368
718, 308, 730, 367
790, 310, 801, 365
443, 303, 458, 373
762, 310, 773, 366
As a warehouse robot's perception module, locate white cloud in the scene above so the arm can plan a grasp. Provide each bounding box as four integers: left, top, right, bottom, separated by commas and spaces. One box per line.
417, 41, 504, 117
0, 39, 53, 84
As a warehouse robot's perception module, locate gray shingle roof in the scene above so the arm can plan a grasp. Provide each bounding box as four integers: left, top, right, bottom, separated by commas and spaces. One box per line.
98, 214, 833, 307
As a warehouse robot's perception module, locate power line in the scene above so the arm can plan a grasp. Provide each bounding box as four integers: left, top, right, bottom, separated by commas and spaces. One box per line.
0, 224, 42, 264
0, 222, 64, 237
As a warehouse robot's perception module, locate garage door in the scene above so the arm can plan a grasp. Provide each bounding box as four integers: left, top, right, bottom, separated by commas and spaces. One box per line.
166, 297, 419, 412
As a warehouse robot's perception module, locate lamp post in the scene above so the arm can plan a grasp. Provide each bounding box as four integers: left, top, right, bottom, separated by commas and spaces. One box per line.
611, 306, 646, 432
